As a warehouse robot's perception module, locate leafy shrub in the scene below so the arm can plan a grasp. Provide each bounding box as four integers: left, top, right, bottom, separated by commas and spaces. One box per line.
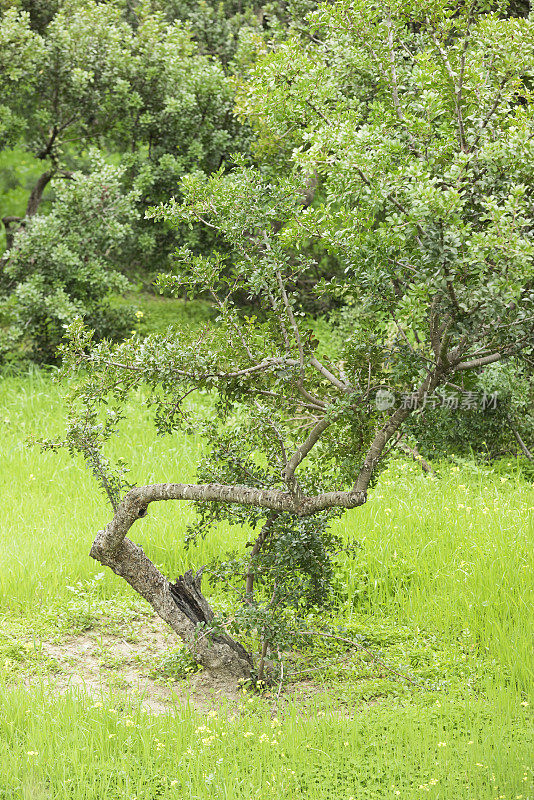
408, 361, 534, 462
0, 157, 138, 363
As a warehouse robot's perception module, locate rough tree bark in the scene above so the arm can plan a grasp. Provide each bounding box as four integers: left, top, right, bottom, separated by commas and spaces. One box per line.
2, 168, 72, 249
91, 532, 252, 678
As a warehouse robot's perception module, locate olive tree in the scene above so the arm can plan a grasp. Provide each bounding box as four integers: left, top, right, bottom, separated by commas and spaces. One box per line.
56, 0, 533, 682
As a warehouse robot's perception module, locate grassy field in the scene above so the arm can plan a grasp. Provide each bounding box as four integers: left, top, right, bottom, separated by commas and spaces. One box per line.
0, 370, 533, 799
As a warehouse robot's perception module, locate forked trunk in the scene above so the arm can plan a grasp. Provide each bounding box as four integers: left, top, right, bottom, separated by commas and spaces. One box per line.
90, 532, 252, 680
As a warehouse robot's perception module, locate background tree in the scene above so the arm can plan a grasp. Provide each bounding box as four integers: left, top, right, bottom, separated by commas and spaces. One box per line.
52, 1, 534, 682
1, 157, 138, 363
0, 0, 250, 362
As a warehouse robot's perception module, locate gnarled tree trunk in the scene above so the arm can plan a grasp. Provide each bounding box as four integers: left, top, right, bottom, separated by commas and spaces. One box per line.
89, 480, 368, 681
90, 529, 252, 680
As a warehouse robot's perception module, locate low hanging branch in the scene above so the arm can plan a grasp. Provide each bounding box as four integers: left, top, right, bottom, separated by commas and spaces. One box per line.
84, 346, 448, 679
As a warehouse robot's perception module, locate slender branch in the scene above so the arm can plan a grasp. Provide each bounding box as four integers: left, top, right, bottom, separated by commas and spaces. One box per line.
429, 294, 442, 359
266, 286, 290, 351
284, 416, 332, 486
397, 441, 438, 475
427, 22, 467, 152
276, 269, 305, 369
390, 313, 416, 355
261, 413, 289, 471
84, 353, 297, 380
354, 368, 442, 493
438, 320, 453, 368
257, 638, 269, 683
468, 74, 511, 153
457, 3, 475, 107
310, 355, 348, 391
253, 402, 302, 500
455, 352, 504, 370
384, 12, 405, 125
245, 512, 279, 597
162, 387, 197, 425
253, 387, 325, 412
208, 288, 255, 361
190, 210, 219, 230
296, 384, 328, 410
84, 349, 330, 412
354, 166, 424, 241
506, 415, 532, 460
383, 12, 422, 158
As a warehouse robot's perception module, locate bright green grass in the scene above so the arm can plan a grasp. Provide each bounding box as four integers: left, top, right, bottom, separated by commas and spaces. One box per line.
0, 682, 532, 800
0, 371, 249, 608
0, 372, 533, 799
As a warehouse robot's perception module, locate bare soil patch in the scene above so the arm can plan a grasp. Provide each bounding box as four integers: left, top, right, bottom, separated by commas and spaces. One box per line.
14, 615, 375, 716
27, 617, 242, 713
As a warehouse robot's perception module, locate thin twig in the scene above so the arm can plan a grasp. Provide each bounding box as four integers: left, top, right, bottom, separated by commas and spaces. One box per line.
266, 286, 290, 352
354, 166, 424, 242
427, 20, 467, 152
208, 288, 255, 361
276, 268, 305, 370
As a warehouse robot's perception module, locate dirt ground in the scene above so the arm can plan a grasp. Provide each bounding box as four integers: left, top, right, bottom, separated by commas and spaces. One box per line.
28, 618, 243, 713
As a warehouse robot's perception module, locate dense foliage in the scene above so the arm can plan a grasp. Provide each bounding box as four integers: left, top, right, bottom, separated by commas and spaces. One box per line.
1, 157, 137, 362
0, 0, 252, 361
